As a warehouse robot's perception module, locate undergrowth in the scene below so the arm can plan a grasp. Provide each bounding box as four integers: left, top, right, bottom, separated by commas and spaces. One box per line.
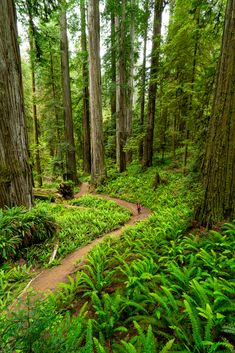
0, 196, 130, 308
0, 163, 234, 352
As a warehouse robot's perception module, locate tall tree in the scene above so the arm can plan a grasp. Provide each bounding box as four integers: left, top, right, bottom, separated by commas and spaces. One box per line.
60, 3, 78, 182
116, 0, 127, 172
196, 0, 235, 226
26, 0, 43, 187
0, 0, 33, 208
142, 0, 164, 168
139, 0, 150, 161
88, 0, 106, 185
80, 0, 91, 174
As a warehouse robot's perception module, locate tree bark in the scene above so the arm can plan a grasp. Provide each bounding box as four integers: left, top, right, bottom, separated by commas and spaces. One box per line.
80, 0, 91, 174
139, 0, 149, 161
196, 0, 235, 226
116, 0, 127, 172
126, 0, 136, 164
88, 0, 106, 185
49, 49, 63, 171
60, 8, 78, 183
27, 12, 43, 187
142, 0, 163, 168
0, 0, 33, 208
110, 9, 117, 160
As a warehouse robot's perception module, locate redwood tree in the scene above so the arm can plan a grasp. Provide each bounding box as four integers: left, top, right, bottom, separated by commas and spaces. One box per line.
142, 0, 164, 168
0, 0, 33, 208
88, 0, 106, 185
196, 0, 235, 226
60, 5, 78, 183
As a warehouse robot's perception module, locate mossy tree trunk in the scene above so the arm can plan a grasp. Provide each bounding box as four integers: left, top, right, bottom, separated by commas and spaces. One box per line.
196, 0, 235, 226
0, 0, 33, 208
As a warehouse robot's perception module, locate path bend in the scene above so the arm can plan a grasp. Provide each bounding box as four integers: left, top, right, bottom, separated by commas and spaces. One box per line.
25, 183, 151, 294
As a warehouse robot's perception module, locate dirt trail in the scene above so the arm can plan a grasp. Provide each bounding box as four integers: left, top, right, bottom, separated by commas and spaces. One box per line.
25, 183, 151, 294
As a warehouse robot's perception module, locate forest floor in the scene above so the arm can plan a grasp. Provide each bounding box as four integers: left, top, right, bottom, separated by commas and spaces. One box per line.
24, 183, 151, 294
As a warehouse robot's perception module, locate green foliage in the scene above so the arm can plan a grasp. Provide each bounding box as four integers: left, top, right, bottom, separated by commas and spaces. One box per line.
0, 206, 57, 263
1, 167, 234, 352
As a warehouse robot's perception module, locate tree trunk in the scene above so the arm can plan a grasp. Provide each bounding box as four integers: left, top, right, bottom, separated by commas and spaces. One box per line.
60, 9, 78, 183
28, 19, 43, 187
126, 0, 136, 164
0, 0, 33, 208
49, 49, 63, 172
80, 0, 91, 174
196, 0, 235, 226
142, 0, 163, 168
139, 0, 149, 161
88, 0, 106, 185
116, 0, 127, 172
110, 10, 117, 160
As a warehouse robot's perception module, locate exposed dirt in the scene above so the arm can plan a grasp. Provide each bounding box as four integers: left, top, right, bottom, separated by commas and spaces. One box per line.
22, 183, 151, 295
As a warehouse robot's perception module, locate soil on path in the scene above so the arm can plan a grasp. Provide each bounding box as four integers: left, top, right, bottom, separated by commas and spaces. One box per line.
25, 183, 151, 294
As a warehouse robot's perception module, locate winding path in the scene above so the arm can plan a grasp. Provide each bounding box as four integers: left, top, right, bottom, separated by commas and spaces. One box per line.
24, 184, 151, 294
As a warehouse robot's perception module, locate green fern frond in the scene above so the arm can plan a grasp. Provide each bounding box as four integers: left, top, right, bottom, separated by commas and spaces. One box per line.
159, 338, 175, 353
184, 299, 203, 348
93, 337, 107, 353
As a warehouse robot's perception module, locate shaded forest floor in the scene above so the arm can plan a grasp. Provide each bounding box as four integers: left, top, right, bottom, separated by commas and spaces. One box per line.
24, 183, 151, 294
1, 161, 234, 352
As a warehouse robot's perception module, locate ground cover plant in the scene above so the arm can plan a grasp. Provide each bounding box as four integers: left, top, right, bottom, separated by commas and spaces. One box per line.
0, 195, 130, 308
2, 165, 234, 352
22, 196, 130, 267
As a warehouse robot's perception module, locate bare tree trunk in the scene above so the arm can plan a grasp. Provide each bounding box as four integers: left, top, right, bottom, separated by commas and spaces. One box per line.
88, 0, 106, 185
139, 0, 149, 161
110, 10, 117, 160
28, 25, 42, 187
49, 49, 63, 171
60, 9, 78, 183
142, 0, 163, 168
0, 0, 33, 208
196, 0, 235, 226
80, 0, 91, 174
116, 0, 127, 172
126, 0, 136, 164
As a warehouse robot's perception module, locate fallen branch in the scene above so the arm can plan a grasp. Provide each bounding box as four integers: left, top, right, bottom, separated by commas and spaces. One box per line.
49, 241, 59, 264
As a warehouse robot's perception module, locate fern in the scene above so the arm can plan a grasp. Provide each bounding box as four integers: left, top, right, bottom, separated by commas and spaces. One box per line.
184, 298, 203, 348
159, 338, 175, 353
93, 337, 107, 353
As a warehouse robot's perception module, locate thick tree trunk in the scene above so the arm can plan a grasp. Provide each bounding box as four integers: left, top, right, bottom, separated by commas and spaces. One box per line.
60, 9, 78, 183
80, 0, 91, 174
88, 0, 106, 185
116, 0, 127, 172
0, 0, 33, 208
25, 0, 43, 187
139, 0, 149, 161
196, 0, 235, 226
142, 0, 163, 168
110, 10, 117, 160
49, 49, 63, 171
28, 29, 42, 187
126, 0, 136, 164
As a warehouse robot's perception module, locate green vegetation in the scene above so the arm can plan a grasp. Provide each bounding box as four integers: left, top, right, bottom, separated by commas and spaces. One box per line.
1, 166, 234, 352
0, 195, 130, 308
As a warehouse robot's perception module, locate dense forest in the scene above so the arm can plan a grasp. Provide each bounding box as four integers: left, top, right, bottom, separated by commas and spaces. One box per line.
0, 0, 235, 352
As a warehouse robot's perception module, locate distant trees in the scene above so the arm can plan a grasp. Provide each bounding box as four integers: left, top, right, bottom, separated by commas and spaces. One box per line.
0, 0, 33, 208
196, 0, 235, 226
